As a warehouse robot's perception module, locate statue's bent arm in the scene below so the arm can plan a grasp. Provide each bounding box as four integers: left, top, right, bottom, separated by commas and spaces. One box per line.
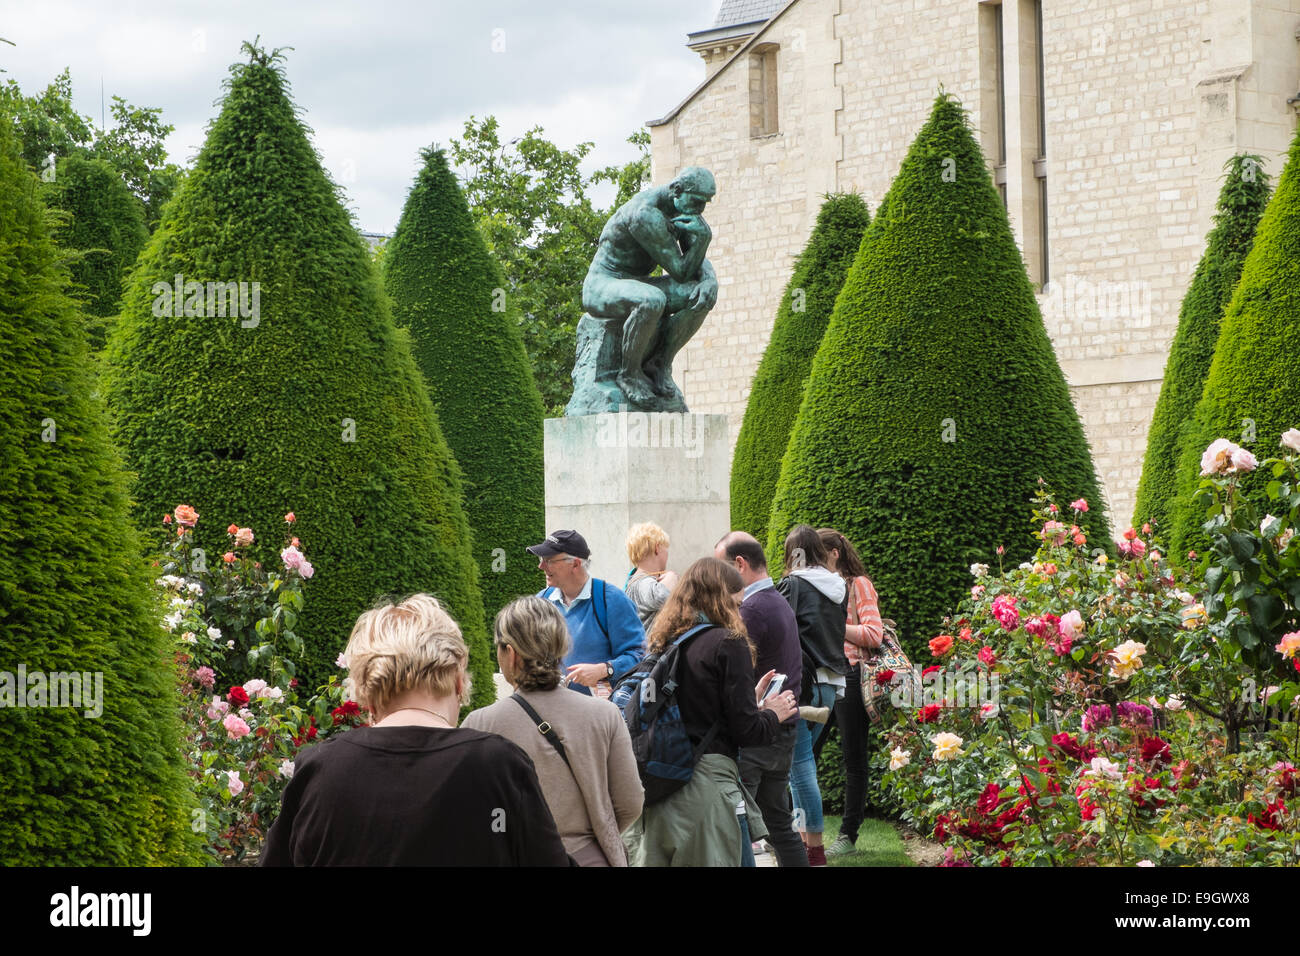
626, 209, 708, 285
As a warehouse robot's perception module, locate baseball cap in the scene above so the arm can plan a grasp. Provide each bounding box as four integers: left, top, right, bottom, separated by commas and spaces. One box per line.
526, 530, 591, 560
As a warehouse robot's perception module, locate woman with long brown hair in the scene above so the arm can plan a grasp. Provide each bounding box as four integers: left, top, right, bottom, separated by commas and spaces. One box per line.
817, 527, 884, 858
630, 557, 798, 866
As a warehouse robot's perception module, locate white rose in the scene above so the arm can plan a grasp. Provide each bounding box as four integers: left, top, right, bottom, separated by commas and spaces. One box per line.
969, 563, 989, 579
278, 759, 295, 779
888, 747, 911, 771
1280, 428, 1300, 453
207, 626, 222, 641
1165, 696, 1185, 712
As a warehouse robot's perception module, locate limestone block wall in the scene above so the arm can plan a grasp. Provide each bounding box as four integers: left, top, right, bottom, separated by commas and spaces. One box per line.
650, 0, 1300, 533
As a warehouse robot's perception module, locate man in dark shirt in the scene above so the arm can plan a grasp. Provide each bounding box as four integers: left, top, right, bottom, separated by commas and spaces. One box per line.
715, 531, 808, 867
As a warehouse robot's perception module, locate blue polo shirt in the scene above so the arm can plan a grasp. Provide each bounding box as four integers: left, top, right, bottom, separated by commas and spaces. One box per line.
538, 576, 646, 695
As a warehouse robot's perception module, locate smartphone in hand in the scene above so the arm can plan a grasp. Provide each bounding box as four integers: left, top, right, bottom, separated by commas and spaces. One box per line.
760, 673, 787, 703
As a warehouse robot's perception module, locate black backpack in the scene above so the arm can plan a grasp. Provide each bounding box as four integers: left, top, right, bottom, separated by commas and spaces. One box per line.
609, 623, 720, 805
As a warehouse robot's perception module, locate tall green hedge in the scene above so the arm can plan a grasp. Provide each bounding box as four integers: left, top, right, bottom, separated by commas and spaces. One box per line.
40, 154, 149, 350
731, 193, 870, 541
103, 45, 493, 704
384, 147, 545, 619
1170, 127, 1300, 553
0, 114, 200, 865
766, 94, 1108, 656
1133, 155, 1270, 537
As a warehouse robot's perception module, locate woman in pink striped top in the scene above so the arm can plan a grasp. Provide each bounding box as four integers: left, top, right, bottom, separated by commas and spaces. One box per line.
817, 528, 884, 857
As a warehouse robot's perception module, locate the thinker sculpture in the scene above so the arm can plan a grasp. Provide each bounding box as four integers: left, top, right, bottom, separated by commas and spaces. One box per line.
566, 167, 718, 415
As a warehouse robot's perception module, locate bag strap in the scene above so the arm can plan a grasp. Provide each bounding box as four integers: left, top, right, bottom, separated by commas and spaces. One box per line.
511, 693, 573, 768
510, 693, 601, 847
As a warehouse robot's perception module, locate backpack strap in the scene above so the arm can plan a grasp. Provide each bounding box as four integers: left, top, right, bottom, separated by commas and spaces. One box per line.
592, 578, 610, 644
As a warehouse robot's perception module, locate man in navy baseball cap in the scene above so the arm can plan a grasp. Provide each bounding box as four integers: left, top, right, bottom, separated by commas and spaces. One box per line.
529, 530, 644, 694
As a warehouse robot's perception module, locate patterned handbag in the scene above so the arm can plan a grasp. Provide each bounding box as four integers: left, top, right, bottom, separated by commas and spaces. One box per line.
859, 619, 922, 725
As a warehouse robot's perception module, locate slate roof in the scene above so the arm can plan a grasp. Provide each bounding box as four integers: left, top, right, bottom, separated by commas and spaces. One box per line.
711, 0, 787, 28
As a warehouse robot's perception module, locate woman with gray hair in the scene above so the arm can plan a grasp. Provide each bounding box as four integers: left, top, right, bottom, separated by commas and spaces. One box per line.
463, 596, 644, 866
262, 593, 569, 866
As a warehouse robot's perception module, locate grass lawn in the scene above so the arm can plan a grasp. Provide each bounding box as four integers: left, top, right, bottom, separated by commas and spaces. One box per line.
820, 815, 914, 867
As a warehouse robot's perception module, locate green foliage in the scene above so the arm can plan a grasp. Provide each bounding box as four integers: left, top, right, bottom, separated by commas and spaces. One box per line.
1, 68, 183, 228
447, 118, 650, 413
0, 114, 200, 865
103, 44, 494, 705
1134, 155, 1270, 536
766, 94, 1108, 658
731, 193, 870, 540
1171, 127, 1300, 553
816, 726, 846, 814
39, 154, 149, 348
384, 147, 545, 620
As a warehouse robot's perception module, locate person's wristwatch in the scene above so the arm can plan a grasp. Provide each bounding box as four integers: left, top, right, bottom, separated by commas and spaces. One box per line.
605, 662, 614, 679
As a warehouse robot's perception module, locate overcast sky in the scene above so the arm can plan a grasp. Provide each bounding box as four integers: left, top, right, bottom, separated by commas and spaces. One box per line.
1, 0, 713, 232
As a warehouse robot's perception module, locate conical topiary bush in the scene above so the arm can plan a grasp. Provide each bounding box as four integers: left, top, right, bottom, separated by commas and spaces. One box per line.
40, 154, 149, 351
0, 114, 200, 865
731, 193, 870, 541
103, 44, 493, 704
766, 93, 1109, 655
1133, 155, 1270, 538
383, 147, 545, 619
1170, 127, 1300, 553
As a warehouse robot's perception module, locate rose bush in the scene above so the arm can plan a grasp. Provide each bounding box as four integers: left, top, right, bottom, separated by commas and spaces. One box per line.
159, 506, 366, 864
873, 455, 1300, 865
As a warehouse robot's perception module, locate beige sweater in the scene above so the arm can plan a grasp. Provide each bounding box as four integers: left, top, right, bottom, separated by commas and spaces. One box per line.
462, 685, 644, 865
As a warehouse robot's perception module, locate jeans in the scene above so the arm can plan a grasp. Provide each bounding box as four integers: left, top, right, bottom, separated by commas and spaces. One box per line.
739, 722, 807, 867
835, 667, 871, 843
739, 814, 755, 867
789, 682, 838, 835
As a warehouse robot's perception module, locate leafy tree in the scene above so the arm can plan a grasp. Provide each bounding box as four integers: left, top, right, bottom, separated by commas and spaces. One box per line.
447, 118, 650, 412
40, 154, 149, 349
1, 69, 183, 228
0, 111, 200, 865
103, 43, 494, 703
731, 193, 870, 541
1134, 155, 1270, 537
1170, 125, 1300, 553
766, 93, 1108, 656
384, 147, 545, 619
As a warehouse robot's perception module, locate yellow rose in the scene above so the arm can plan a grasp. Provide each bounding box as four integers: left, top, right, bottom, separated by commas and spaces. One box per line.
931, 732, 964, 761
1108, 640, 1147, 680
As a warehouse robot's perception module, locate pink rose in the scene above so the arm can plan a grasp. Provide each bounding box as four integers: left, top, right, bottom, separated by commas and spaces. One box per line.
991, 594, 1020, 631
1042, 521, 1067, 546
1276, 632, 1300, 660
1231, 448, 1257, 472
206, 696, 229, 721
281, 545, 313, 577
978, 646, 997, 666
285, 511, 296, 523
173, 504, 199, 527
1200, 438, 1240, 476
1070, 499, 1089, 512
1060, 610, 1085, 642
195, 666, 216, 689
234, 527, 255, 548
1281, 429, 1300, 453
223, 552, 237, 564
223, 714, 251, 739
226, 770, 244, 796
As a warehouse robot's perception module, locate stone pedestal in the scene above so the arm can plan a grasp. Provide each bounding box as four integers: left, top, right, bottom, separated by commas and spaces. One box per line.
544, 412, 731, 584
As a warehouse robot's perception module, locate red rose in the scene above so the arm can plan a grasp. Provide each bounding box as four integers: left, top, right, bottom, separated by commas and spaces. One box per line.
1248, 798, 1285, 832
977, 646, 997, 666
917, 704, 941, 724
227, 686, 250, 707
1051, 731, 1097, 762
957, 627, 974, 643
875, 669, 896, 685
933, 814, 950, 842
331, 700, 361, 724
1141, 736, 1171, 766
976, 782, 1001, 815
929, 635, 954, 657
1076, 783, 1097, 820
922, 665, 941, 677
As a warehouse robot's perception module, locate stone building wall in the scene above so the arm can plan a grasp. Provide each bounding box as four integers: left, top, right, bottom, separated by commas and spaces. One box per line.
650, 0, 1300, 532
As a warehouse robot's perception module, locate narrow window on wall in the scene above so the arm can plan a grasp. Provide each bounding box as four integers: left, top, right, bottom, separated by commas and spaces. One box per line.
1034, 0, 1049, 285
750, 44, 779, 137
980, 2, 1008, 206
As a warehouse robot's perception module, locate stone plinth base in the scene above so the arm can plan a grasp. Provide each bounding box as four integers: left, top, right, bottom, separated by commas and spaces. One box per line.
544, 412, 730, 584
